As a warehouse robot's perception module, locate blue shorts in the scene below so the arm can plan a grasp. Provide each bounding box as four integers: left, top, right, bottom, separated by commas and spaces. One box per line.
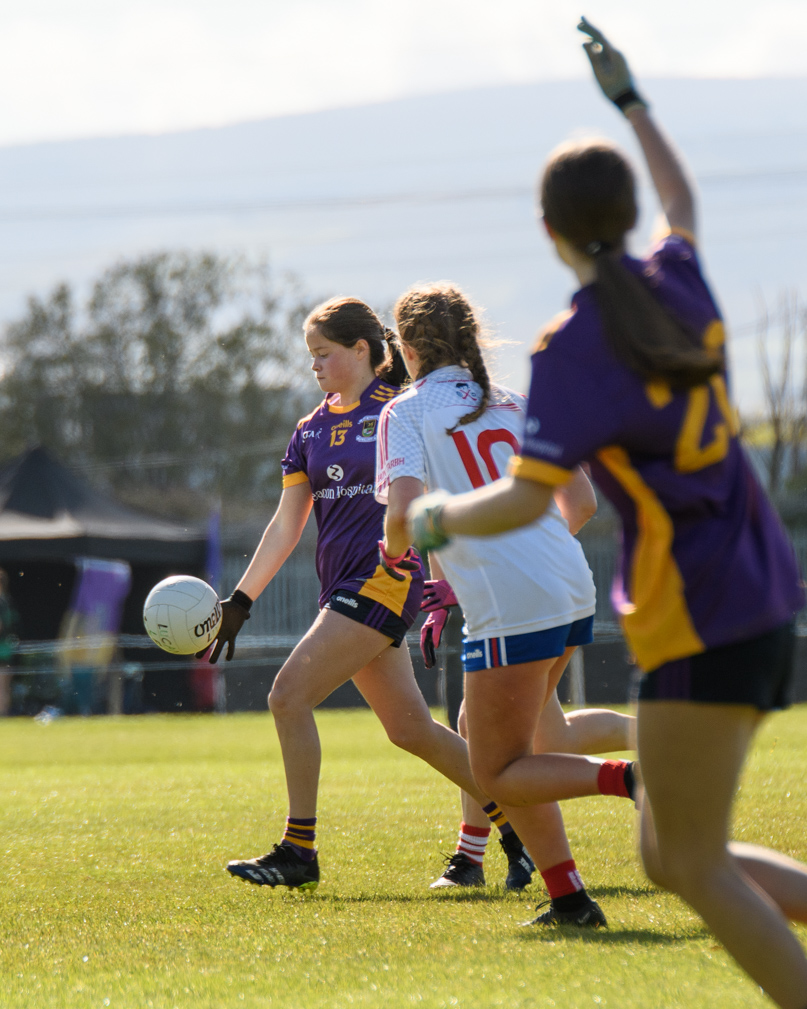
462, 615, 594, 673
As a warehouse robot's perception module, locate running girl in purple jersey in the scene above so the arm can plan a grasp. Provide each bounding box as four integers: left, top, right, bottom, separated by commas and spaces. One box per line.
203, 296, 539, 891
409, 19, 807, 1007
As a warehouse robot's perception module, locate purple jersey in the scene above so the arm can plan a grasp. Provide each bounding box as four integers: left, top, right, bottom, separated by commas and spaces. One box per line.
511, 231, 804, 672
282, 376, 423, 621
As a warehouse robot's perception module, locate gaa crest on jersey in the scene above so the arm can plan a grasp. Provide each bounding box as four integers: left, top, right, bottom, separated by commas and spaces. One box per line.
455, 382, 479, 403
326, 464, 344, 482
356, 416, 378, 442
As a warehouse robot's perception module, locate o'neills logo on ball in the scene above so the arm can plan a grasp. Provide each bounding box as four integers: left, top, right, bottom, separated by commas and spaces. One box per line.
195, 600, 222, 639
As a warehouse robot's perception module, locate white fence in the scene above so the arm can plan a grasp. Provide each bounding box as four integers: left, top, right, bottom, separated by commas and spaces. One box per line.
224, 528, 807, 642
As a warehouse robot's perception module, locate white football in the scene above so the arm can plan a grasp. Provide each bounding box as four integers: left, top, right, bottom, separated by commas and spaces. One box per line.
143, 576, 222, 655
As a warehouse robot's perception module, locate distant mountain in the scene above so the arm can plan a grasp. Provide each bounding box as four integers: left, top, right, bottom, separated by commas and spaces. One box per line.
1, 78, 806, 409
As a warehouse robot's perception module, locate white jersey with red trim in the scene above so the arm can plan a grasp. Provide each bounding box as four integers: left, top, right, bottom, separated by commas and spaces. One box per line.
375, 365, 595, 640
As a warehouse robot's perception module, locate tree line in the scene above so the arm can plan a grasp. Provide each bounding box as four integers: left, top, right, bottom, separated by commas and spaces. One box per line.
1, 250, 804, 519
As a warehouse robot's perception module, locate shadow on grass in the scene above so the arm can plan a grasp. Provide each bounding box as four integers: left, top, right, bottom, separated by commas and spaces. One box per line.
263, 884, 665, 907
517, 925, 702, 945
587, 884, 665, 899
515, 909, 711, 946
278, 891, 511, 905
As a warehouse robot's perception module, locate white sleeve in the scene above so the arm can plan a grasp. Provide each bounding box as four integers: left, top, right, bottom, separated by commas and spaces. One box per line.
375, 396, 427, 504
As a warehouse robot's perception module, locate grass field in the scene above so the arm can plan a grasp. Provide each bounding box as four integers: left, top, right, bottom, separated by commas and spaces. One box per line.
2, 706, 806, 1009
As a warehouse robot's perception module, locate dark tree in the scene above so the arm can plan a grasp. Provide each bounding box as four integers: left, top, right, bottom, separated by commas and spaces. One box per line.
0, 252, 318, 516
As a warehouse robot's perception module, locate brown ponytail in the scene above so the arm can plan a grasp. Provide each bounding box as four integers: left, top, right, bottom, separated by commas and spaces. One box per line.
541, 140, 722, 389
304, 297, 408, 386
380, 325, 410, 386
393, 282, 490, 428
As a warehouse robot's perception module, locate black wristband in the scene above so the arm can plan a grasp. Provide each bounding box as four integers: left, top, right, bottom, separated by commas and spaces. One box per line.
613, 88, 647, 114
229, 589, 253, 614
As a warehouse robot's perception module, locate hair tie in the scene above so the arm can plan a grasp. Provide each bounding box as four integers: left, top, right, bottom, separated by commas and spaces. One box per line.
584, 240, 612, 258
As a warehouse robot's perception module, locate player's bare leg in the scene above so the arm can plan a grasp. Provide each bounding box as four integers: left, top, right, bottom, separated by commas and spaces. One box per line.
463, 648, 634, 926
423, 702, 536, 890
267, 608, 395, 816
441, 660, 634, 890
539, 694, 635, 754
730, 844, 807, 924
463, 650, 632, 807
353, 645, 489, 803
227, 609, 397, 890
638, 701, 807, 1009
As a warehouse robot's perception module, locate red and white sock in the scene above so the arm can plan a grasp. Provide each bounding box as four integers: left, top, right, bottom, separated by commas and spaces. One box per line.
456, 823, 490, 866
541, 858, 585, 900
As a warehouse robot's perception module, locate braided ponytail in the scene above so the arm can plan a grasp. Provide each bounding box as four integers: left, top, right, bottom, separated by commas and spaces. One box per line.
393, 282, 491, 429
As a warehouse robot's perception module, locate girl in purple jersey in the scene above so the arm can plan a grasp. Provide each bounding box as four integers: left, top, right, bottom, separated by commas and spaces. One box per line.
203, 296, 538, 892
409, 20, 807, 1008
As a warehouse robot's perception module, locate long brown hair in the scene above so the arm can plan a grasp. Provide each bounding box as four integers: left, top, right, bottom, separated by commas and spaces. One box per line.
304, 297, 408, 387
393, 282, 490, 427
541, 140, 722, 389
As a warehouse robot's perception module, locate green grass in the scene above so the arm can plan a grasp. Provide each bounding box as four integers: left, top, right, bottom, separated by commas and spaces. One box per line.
2, 706, 806, 1009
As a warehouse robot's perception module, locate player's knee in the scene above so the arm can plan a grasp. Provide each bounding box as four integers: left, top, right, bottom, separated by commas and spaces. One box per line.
457, 703, 468, 740
641, 838, 719, 897
384, 717, 432, 754
268, 678, 307, 720
639, 838, 672, 891
469, 760, 518, 805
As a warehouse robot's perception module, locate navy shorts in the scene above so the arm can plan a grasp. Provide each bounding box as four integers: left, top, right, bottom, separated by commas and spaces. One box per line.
463, 615, 594, 673
637, 622, 796, 710
325, 590, 411, 648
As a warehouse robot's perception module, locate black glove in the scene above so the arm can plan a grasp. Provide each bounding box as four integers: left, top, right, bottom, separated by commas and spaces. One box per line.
198, 589, 252, 664
578, 17, 648, 116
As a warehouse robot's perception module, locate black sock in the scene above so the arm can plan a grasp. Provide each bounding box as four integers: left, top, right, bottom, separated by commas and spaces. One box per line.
623, 762, 636, 801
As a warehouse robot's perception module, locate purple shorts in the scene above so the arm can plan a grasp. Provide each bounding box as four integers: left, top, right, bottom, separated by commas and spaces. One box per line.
325, 589, 414, 648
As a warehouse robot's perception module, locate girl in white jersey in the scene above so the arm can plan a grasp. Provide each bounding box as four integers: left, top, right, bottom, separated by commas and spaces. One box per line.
377, 282, 635, 925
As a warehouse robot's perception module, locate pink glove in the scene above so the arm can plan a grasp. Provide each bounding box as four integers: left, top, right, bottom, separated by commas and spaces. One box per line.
420, 608, 450, 669
378, 541, 421, 582
421, 579, 458, 612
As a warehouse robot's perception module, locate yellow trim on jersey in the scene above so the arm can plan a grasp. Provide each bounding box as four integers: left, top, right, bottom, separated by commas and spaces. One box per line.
369, 383, 398, 403
703, 319, 725, 350
645, 380, 673, 409
358, 565, 413, 618
508, 455, 573, 487
282, 471, 309, 488
669, 225, 697, 246
532, 308, 575, 354
328, 399, 360, 414
596, 445, 704, 671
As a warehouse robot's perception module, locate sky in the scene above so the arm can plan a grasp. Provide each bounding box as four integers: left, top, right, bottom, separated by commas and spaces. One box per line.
2, 0, 807, 146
